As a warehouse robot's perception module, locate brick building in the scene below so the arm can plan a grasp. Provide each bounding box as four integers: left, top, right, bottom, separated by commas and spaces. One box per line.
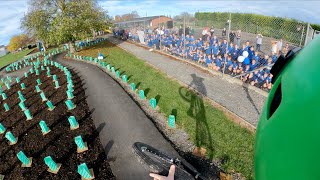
114, 16, 173, 29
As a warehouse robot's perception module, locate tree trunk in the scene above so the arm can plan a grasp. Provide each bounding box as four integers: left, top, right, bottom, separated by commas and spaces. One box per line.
69, 41, 76, 54
43, 42, 47, 52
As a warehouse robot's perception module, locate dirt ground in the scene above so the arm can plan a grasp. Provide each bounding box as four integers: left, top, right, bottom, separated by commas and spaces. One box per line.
0, 65, 115, 179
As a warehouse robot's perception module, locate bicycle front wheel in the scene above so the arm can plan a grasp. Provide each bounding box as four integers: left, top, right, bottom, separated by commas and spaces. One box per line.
133, 142, 194, 180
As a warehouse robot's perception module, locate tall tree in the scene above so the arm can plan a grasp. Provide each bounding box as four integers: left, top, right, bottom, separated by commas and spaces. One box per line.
21, 0, 108, 53
7, 34, 31, 52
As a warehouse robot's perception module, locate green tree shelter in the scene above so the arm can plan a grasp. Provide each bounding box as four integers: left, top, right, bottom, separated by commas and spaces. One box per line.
21, 0, 110, 53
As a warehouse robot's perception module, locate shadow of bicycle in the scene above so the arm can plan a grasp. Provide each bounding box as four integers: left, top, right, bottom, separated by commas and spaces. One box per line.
179, 73, 214, 159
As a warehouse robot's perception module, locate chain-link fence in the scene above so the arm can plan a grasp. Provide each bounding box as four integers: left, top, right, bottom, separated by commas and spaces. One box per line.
304, 23, 315, 46
113, 12, 315, 92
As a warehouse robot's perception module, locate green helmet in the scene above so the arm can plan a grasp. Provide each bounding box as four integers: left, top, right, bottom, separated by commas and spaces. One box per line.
255, 37, 320, 180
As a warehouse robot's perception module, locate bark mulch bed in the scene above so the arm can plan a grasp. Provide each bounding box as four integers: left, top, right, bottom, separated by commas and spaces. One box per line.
0, 65, 115, 179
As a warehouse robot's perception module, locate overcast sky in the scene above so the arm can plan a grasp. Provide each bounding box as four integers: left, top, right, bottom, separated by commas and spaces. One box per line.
1, 0, 320, 45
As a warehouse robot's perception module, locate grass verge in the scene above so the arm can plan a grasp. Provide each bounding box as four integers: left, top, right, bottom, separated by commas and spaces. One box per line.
0, 49, 34, 68
76, 40, 255, 179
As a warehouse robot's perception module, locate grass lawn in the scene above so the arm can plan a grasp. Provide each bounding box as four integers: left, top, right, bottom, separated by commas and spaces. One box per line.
0, 49, 34, 68
76, 41, 255, 179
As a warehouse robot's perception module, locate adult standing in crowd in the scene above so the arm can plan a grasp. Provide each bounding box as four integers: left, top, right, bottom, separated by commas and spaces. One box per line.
229, 31, 236, 44
222, 28, 227, 37
256, 34, 263, 52
271, 40, 278, 55
236, 30, 241, 47
185, 26, 190, 36
210, 26, 215, 36
179, 25, 183, 36
282, 43, 290, 55
277, 38, 283, 55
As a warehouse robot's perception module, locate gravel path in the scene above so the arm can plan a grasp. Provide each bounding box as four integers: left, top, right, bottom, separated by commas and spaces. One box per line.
54, 54, 181, 180
108, 37, 267, 127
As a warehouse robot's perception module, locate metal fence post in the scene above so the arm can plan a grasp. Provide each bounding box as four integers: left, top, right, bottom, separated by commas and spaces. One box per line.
183, 15, 186, 60
222, 13, 231, 78
159, 15, 161, 50
304, 23, 310, 46
299, 25, 305, 47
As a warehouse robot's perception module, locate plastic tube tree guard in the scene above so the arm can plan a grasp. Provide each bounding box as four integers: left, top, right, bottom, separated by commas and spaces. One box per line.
36, 79, 41, 85
75, 136, 88, 153
139, 90, 145, 100
65, 100, 76, 110
116, 71, 120, 78
2, 93, 7, 100
54, 81, 60, 89
111, 67, 115, 73
24, 109, 33, 120
40, 92, 48, 102
44, 156, 61, 174
30, 68, 34, 74
18, 91, 23, 96
47, 70, 51, 77
36, 69, 40, 75
17, 151, 32, 167
107, 64, 111, 71
122, 75, 128, 83
68, 85, 74, 92
4, 103, 9, 112
35, 85, 41, 93
24, 72, 28, 78
0, 123, 5, 134
19, 95, 26, 102
52, 75, 57, 81
130, 83, 136, 91
78, 163, 94, 179
5, 83, 10, 90
149, 98, 157, 109
46, 101, 55, 111
5, 131, 17, 145
21, 83, 26, 90
67, 90, 74, 100
19, 101, 27, 111
68, 81, 74, 88
16, 77, 20, 83
68, 116, 79, 130
41, 66, 45, 71
39, 120, 51, 135
6, 76, 12, 82
168, 115, 176, 128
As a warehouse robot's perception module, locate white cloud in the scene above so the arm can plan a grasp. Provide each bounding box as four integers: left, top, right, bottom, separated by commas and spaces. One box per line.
0, 0, 28, 45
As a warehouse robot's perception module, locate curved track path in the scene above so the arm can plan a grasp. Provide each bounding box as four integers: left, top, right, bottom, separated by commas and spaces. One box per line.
51, 54, 181, 179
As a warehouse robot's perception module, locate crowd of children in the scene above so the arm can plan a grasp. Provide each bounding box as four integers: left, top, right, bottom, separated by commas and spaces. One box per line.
123, 27, 289, 91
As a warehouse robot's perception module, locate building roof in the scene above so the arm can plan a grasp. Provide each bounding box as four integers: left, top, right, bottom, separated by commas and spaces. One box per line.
114, 15, 171, 24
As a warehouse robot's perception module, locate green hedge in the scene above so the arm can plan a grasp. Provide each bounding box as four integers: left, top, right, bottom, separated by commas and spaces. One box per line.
195, 12, 312, 45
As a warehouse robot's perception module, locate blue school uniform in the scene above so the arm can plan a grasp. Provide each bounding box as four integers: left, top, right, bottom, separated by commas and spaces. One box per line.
148, 39, 153, 47
232, 62, 238, 69
272, 55, 278, 63
228, 46, 235, 54
248, 50, 254, 60
250, 62, 258, 71
226, 60, 233, 68
205, 46, 212, 55
213, 46, 219, 56
254, 55, 260, 62
215, 59, 222, 67
193, 53, 199, 61
206, 57, 213, 65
